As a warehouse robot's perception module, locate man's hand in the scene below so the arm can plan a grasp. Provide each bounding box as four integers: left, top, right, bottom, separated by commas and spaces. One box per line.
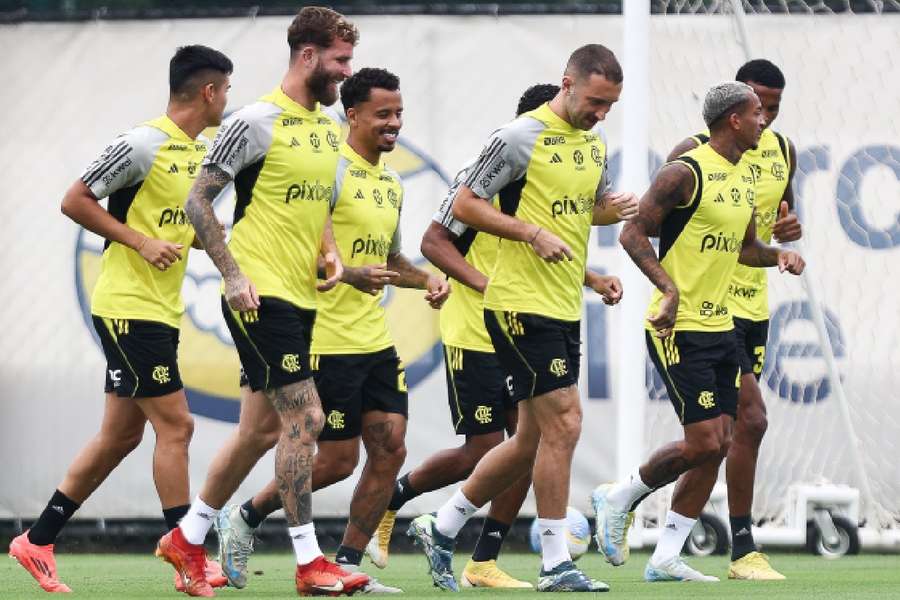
138, 236, 183, 271
647, 289, 678, 338
424, 273, 451, 309
317, 251, 344, 292
224, 272, 260, 311
343, 263, 400, 295
777, 250, 805, 275
772, 201, 802, 243
606, 191, 640, 221
529, 227, 574, 263
586, 272, 623, 305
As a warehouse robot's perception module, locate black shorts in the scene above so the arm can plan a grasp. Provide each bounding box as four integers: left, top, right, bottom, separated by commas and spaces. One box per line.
443, 345, 516, 436
646, 330, 739, 425
93, 315, 182, 398
222, 296, 315, 392
484, 310, 580, 403
314, 347, 408, 441
733, 317, 769, 380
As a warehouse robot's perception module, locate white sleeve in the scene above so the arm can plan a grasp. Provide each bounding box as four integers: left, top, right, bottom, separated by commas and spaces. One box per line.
80, 126, 159, 199
202, 104, 273, 178
390, 180, 404, 254
462, 117, 542, 199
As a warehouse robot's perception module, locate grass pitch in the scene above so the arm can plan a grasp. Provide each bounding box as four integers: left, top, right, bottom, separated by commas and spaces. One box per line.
3, 551, 899, 599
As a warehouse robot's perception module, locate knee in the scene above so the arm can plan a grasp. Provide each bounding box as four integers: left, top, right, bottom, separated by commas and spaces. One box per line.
239, 421, 280, 454
738, 410, 768, 444
321, 450, 359, 481
544, 408, 582, 448
364, 426, 407, 470
461, 435, 501, 469
158, 414, 195, 447
114, 429, 145, 456
303, 407, 325, 440
372, 442, 406, 473
685, 433, 729, 465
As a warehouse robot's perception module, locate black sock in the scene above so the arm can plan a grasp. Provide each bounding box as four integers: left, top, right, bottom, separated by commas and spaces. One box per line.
387, 473, 419, 511
335, 545, 363, 567
240, 499, 265, 528
163, 504, 190, 531
471, 517, 510, 562
730, 514, 756, 561
27, 490, 80, 545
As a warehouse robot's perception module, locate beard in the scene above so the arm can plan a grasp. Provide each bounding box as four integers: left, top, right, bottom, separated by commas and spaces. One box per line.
308, 64, 338, 106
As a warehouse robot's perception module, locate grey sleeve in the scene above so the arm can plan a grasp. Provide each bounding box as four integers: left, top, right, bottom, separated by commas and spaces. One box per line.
390, 178, 404, 254
80, 126, 161, 199
594, 125, 612, 197
331, 156, 350, 212
432, 161, 475, 237
202, 103, 275, 178
462, 117, 543, 199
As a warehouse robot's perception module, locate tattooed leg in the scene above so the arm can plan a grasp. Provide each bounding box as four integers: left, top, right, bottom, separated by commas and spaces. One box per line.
267, 378, 323, 527
340, 411, 408, 551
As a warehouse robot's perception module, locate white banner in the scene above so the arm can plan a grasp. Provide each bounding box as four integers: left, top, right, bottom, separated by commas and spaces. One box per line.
0, 14, 897, 520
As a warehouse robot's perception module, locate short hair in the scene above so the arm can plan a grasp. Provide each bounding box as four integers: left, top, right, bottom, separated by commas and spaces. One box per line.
516, 83, 559, 116
736, 59, 786, 89
340, 68, 400, 112
288, 6, 359, 53
703, 81, 755, 127
169, 45, 233, 97
565, 44, 623, 84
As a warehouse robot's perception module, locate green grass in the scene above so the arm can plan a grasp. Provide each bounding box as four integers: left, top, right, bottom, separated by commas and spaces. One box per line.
4, 551, 899, 599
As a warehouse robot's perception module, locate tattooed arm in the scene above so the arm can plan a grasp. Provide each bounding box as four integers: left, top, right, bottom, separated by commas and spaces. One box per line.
185, 164, 259, 310
619, 162, 695, 338
386, 251, 451, 309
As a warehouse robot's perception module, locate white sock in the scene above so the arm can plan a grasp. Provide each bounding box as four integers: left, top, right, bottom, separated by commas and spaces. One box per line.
650, 510, 696, 565
608, 470, 653, 512
179, 497, 219, 545
289, 523, 323, 566
435, 488, 478, 538
538, 518, 571, 571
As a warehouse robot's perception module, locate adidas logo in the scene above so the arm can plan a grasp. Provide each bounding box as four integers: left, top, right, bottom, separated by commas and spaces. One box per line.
290, 136, 301, 147
51, 505, 66, 515
550, 153, 562, 164
169, 163, 179, 173
198, 512, 213, 521
454, 505, 467, 515
487, 531, 503, 539
293, 533, 307, 540
354, 189, 365, 200
542, 529, 555, 536
734, 527, 751, 536
665, 523, 678, 530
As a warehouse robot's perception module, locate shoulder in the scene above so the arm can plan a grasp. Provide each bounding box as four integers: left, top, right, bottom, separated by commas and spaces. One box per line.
120, 123, 168, 155
666, 136, 702, 163
320, 103, 346, 125
223, 101, 282, 132
589, 123, 609, 147
382, 166, 402, 184
493, 114, 547, 143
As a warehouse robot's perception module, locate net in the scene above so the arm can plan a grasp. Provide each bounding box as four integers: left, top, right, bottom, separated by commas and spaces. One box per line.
641, 0, 900, 530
